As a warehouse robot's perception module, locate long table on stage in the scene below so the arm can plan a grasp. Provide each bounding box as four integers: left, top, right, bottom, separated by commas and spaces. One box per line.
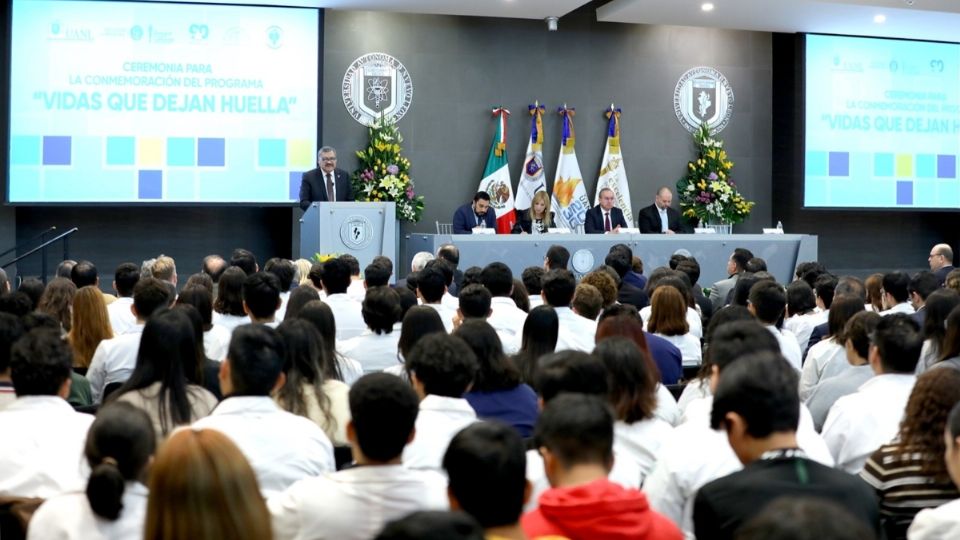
404, 234, 818, 286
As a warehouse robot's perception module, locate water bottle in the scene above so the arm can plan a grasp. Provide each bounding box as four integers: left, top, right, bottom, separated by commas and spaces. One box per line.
776, 220, 783, 233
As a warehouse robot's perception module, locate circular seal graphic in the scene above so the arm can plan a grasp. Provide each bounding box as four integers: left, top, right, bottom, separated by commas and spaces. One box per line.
342, 52, 413, 127
340, 215, 374, 250
571, 249, 595, 275
673, 66, 734, 134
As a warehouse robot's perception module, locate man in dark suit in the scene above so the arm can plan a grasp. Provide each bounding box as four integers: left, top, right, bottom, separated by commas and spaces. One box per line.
930, 243, 956, 286
584, 188, 628, 234
298, 146, 354, 211
637, 187, 686, 234
693, 351, 880, 540
605, 247, 648, 310
452, 191, 497, 234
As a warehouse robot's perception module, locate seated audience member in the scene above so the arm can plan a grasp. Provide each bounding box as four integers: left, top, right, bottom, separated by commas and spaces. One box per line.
799, 296, 865, 400
915, 289, 960, 373
909, 271, 939, 327
605, 246, 649, 309
708, 247, 753, 312
395, 280, 418, 318
509, 278, 530, 314
192, 324, 335, 497
806, 311, 882, 431
647, 285, 702, 367
583, 187, 628, 234
947, 268, 960, 293
543, 245, 569, 271
541, 269, 596, 352
675, 258, 713, 324
385, 306, 446, 378
908, 401, 960, 538
176, 285, 231, 362
455, 283, 492, 327
481, 262, 529, 351
27, 402, 155, 540
87, 278, 170, 403
57, 259, 78, 279
881, 272, 916, 316
296, 300, 364, 385
424, 259, 459, 312
0, 291, 32, 318
202, 254, 227, 284
106, 263, 140, 336
822, 313, 922, 473
571, 283, 603, 321
339, 254, 365, 302
145, 428, 270, 540
375, 511, 484, 540
581, 270, 618, 311
17, 278, 46, 309
242, 272, 282, 326
148, 256, 177, 287
174, 305, 223, 400
597, 308, 683, 389
0, 313, 25, 408
522, 266, 546, 309
37, 277, 77, 334
444, 422, 529, 539
595, 337, 674, 480
417, 266, 457, 333
452, 191, 497, 234
693, 352, 880, 540
865, 272, 884, 311
212, 267, 250, 331
71, 260, 117, 304
0, 329, 95, 497
67, 285, 114, 373
339, 286, 403, 372
860, 369, 960, 538
736, 497, 875, 540
269, 373, 447, 540
640, 272, 703, 339
364, 260, 393, 289
264, 258, 296, 320
932, 306, 960, 372
274, 319, 350, 446
806, 275, 867, 351
320, 258, 366, 340
676, 305, 754, 411
282, 285, 321, 321
113, 309, 218, 440
402, 334, 479, 471
455, 321, 538, 437
783, 280, 819, 357
230, 248, 258, 275
522, 393, 682, 539
511, 305, 559, 387
748, 280, 803, 370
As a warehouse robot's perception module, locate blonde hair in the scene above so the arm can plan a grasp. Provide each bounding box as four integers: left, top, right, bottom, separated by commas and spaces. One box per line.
145, 429, 271, 540
647, 286, 689, 336
294, 259, 313, 287
528, 191, 553, 228
68, 286, 113, 368
150, 256, 177, 282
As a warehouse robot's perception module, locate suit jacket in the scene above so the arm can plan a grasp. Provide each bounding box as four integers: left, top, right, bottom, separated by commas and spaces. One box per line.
636, 203, 685, 234
806, 321, 829, 352
583, 206, 628, 234
709, 274, 739, 312
299, 167, 354, 210
936, 265, 955, 286
511, 211, 555, 234
618, 282, 649, 310
452, 203, 496, 234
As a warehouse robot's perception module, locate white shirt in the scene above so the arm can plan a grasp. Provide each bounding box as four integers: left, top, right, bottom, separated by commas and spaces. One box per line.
323, 294, 366, 340
765, 324, 803, 371
908, 498, 960, 539
784, 312, 821, 356
192, 396, 335, 498
339, 329, 402, 372
676, 378, 711, 414
346, 279, 366, 302
276, 291, 291, 322
212, 312, 249, 332
28, 482, 147, 540
105, 297, 136, 336
553, 306, 597, 352
86, 325, 145, 403
655, 384, 682, 426
654, 333, 702, 367
880, 302, 916, 316
822, 373, 916, 473
268, 465, 448, 540
0, 396, 95, 498
337, 355, 364, 386
441, 292, 459, 312
203, 324, 232, 362
487, 297, 529, 349
422, 302, 457, 333
402, 395, 477, 472
528, 295, 544, 309
614, 418, 674, 481
798, 339, 847, 401
640, 306, 703, 339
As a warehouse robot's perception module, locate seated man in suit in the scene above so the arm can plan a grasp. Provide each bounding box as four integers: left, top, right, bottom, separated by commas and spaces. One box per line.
637, 187, 685, 234
452, 191, 497, 234
299, 146, 355, 211
584, 188, 628, 234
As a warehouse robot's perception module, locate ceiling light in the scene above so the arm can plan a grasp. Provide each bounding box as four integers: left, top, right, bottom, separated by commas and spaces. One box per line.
874, 14, 886, 23
702, 3, 715, 11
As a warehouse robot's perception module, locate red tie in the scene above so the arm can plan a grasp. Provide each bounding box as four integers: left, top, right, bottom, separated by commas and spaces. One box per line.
604, 212, 611, 232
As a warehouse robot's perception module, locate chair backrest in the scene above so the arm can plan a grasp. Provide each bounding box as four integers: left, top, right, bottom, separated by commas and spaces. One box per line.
435, 221, 453, 234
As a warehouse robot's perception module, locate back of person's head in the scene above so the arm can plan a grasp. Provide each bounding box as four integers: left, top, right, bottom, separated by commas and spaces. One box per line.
873, 313, 923, 373
883, 271, 911, 303
535, 350, 608, 402
114, 262, 140, 297
399, 306, 446, 359
581, 271, 618, 308
395, 286, 418, 320
71, 259, 99, 288
307, 262, 324, 289
17, 278, 46, 309
226, 324, 286, 396
362, 286, 402, 334
416, 266, 446, 303
0, 292, 32, 318
150, 256, 177, 283
70, 286, 113, 367
375, 511, 485, 540
516, 305, 559, 385
729, 273, 759, 307
705, 305, 755, 344
230, 248, 258, 275
594, 337, 657, 424
833, 275, 867, 304
899, 369, 960, 482
295, 300, 342, 382
133, 277, 172, 320
37, 277, 77, 331
480, 262, 513, 297
509, 279, 530, 313
786, 281, 816, 316
349, 373, 420, 462
177, 285, 214, 327
736, 497, 875, 540
85, 402, 156, 520
535, 393, 614, 469
924, 289, 960, 345
453, 320, 518, 392
264, 258, 295, 293
744, 257, 767, 273
202, 254, 227, 283
572, 283, 603, 320
826, 296, 865, 341
541, 269, 576, 307
462, 266, 483, 288
813, 274, 838, 309
275, 318, 326, 407
424, 259, 454, 288
242, 272, 280, 319
10, 328, 73, 396
603, 249, 631, 279
406, 333, 478, 398
844, 311, 882, 361
522, 266, 545, 296
708, 320, 780, 372
56, 259, 77, 279
184, 272, 213, 296
748, 280, 787, 325
410, 251, 435, 273
0, 313, 25, 375
372, 255, 394, 277
284, 286, 320, 320
214, 267, 247, 316
458, 284, 492, 319
648, 285, 689, 336
364, 261, 392, 287
675, 258, 701, 287
731, 248, 754, 273
669, 253, 687, 270
146, 428, 270, 540
595, 313, 651, 359
444, 422, 526, 529
339, 254, 361, 277
544, 245, 569, 270
909, 271, 940, 303
710, 351, 800, 439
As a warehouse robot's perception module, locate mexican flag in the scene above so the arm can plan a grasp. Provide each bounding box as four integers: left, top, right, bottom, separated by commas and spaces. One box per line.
551, 106, 590, 231
594, 106, 634, 227
478, 107, 516, 234
515, 103, 547, 211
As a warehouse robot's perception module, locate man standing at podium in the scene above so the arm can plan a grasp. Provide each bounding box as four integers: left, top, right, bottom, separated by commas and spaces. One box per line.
299, 146, 354, 211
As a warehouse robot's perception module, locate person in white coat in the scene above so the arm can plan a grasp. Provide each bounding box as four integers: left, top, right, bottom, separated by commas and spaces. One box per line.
542, 269, 596, 352
908, 401, 960, 539
28, 402, 155, 540
318, 258, 366, 340
481, 263, 529, 349
748, 281, 803, 371
339, 286, 403, 372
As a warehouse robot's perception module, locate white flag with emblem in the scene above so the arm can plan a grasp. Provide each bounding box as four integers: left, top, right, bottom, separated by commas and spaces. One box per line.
594, 106, 634, 227
515, 103, 546, 210
551, 106, 589, 231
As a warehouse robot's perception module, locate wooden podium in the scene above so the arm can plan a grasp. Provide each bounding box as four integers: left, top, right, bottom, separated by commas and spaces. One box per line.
300, 202, 399, 281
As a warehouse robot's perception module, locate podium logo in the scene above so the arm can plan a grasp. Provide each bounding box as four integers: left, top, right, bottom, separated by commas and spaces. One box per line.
342, 52, 413, 127
341, 216, 374, 250
674, 66, 734, 134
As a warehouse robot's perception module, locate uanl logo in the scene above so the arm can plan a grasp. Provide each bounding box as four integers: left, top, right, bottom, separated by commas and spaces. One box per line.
340, 216, 374, 250
674, 66, 734, 134
49, 20, 93, 41
342, 52, 413, 127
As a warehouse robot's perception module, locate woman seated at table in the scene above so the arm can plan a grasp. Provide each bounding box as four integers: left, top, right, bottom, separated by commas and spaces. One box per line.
511, 191, 554, 234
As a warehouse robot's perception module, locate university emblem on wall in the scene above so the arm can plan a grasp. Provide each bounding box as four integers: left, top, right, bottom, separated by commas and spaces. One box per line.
340, 215, 374, 250
673, 66, 734, 134
342, 52, 413, 127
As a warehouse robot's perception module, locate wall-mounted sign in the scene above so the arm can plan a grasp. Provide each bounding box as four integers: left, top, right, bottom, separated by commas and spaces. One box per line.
674, 66, 734, 134
342, 52, 413, 127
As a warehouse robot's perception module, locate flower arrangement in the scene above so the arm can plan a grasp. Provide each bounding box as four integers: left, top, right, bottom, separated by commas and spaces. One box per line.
352, 118, 424, 223
312, 253, 339, 263
676, 123, 754, 225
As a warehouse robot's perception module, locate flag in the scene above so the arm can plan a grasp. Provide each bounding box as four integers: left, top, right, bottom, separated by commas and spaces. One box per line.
594, 105, 634, 227
551, 106, 590, 231
478, 107, 516, 234
515, 103, 546, 211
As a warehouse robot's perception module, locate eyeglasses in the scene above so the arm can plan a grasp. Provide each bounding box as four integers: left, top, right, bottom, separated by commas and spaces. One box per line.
320, 157, 337, 162
929, 253, 942, 259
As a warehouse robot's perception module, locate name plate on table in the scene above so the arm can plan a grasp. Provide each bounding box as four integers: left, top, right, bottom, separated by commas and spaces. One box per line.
472, 227, 496, 235
694, 228, 717, 234
548, 228, 572, 234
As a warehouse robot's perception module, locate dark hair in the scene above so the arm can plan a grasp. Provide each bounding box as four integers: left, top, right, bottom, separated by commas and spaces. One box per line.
375, 511, 484, 540
17, 278, 45, 309
307, 262, 324, 289
114, 263, 141, 297
339, 254, 361, 276
844, 311, 882, 360
948, 400, 960, 441
909, 271, 940, 302
395, 286, 418, 322
362, 286, 402, 334
85, 402, 156, 520
730, 248, 754, 273
509, 279, 530, 313
242, 272, 281, 319
425, 259, 454, 288
10, 328, 73, 396
675, 259, 701, 287
473, 191, 491, 202
522, 266, 545, 295
71, 260, 99, 288
729, 273, 758, 307
173, 305, 214, 391
284, 286, 320, 321
542, 269, 576, 307
668, 254, 687, 270
406, 334, 478, 398
444, 422, 526, 528
458, 284, 492, 319
177, 285, 214, 327
398, 306, 446, 360
321, 258, 352, 295
364, 261, 392, 288
214, 267, 247, 316
534, 350, 608, 402
710, 351, 800, 436
437, 245, 459, 267
786, 281, 816, 316
185, 273, 214, 295
826, 296, 865, 342
275, 319, 334, 433
745, 257, 767, 273
0, 313, 25, 374
898, 369, 960, 481
226, 324, 286, 396
56, 259, 77, 279
462, 266, 483, 288
264, 258, 296, 292
708, 320, 780, 372
535, 393, 614, 468
350, 373, 420, 462
748, 280, 787, 325
874, 313, 922, 373
480, 263, 513, 297
882, 272, 911, 303
736, 497, 874, 540
595, 314, 655, 368
296, 300, 344, 381
922, 289, 960, 358
834, 276, 867, 303
0, 292, 32, 318
230, 248, 258, 275
595, 338, 657, 423
416, 266, 446, 303
514, 305, 559, 386
813, 274, 838, 310
705, 305, 754, 343
453, 320, 520, 392
372, 255, 395, 276
604, 250, 631, 279
37, 277, 77, 331
544, 245, 570, 270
